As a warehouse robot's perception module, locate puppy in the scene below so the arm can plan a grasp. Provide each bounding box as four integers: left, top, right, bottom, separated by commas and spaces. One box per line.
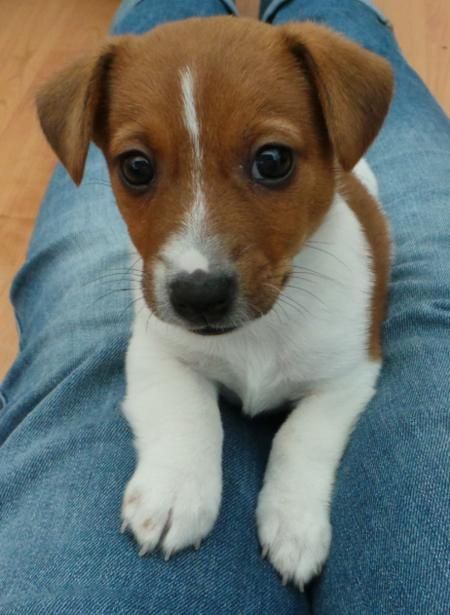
37, 16, 393, 590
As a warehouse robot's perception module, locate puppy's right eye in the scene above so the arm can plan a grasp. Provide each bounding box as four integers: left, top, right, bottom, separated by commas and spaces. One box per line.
119, 151, 155, 190
251, 144, 294, 186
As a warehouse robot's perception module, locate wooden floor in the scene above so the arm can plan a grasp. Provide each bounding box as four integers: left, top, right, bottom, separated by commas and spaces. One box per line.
0, 0, 449, 379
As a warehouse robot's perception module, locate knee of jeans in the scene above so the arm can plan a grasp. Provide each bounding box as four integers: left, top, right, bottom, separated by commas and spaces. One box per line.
382, 194, 450, 351
111, 0, 236, 36
11, 230, 134, 342
9, 174, 134, 370
365, 149, 450, 349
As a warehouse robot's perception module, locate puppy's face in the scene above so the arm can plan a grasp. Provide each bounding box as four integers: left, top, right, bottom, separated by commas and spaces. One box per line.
37, 17, 393, 335
105, 20, 336, 334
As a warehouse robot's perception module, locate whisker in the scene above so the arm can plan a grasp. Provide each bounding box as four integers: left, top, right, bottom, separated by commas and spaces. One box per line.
99, 269, 143, 278
107, 258, 143, 273
288, 274, 328, 286
283, 284, 326, 307
290, 266, 341, 285
245, 299, 285, 334
88, 272, 142, 284
305, 239, 334, 246
267, 295, 289, 326
81, 269, 143, 291
261, 297, 285, 329
278, 293, 312, 318
90, 288, 136, 307
262, 282, 291, 325
145, 304, 157, 333
273, 300, 289, 327
303, 242, 350, 270
263, 280, 318, 321
269, 304, 283, 328
134, 302, 147, 323
118, 298, 144, 321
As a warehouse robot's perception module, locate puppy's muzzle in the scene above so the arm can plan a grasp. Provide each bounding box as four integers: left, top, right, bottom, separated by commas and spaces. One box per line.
169, 270, 237, 331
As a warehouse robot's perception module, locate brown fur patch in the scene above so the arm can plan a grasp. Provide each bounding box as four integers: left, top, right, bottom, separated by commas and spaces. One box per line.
338, 171, 391, 359
36, 16, 393, 351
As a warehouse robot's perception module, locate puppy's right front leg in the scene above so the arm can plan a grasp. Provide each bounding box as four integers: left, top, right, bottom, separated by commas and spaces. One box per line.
121, 331, 222, 559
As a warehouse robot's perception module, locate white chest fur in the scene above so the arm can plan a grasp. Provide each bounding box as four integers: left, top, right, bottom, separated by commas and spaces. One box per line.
122, 163, 382, 591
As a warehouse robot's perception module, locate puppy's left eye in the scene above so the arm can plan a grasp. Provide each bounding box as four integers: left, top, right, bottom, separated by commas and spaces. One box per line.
119, 151, 155, 190
251, 145, 294, 186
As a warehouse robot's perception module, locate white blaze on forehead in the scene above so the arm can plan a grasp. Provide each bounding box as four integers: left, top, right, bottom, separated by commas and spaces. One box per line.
180, 67, 201, 163
176, 66, 209, 272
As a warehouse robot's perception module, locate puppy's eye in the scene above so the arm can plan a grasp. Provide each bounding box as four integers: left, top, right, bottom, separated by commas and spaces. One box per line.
251, 145, 294, 186
119, 151, 155, 190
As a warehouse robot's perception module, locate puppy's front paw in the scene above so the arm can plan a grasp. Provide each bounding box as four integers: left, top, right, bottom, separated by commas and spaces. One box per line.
121, 463, 221, 558
256, 484, 331, 591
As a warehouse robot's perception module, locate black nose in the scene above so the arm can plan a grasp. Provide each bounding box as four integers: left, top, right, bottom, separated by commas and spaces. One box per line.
169, 270, 236, 325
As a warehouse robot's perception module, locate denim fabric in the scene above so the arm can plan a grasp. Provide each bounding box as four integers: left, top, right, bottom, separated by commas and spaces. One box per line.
1, 0, 449, 613
110, 0, 237, 35
271, 2, 450, 614
260, 0, 387, 23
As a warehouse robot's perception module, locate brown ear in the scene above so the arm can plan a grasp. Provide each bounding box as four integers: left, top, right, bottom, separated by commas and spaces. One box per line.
281, 22, 394, 170
36, 39, 120, 185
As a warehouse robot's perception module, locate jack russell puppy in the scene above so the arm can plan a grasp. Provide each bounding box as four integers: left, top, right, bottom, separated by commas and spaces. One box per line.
37, 16, 393, 590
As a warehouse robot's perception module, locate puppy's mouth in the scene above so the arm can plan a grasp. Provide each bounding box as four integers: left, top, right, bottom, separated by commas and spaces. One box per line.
189, 325, 238, 336
143, 264, 287, 336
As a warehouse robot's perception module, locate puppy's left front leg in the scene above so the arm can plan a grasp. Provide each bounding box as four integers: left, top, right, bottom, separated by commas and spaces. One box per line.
121, 335, 222, 559
257, 363, 380, 590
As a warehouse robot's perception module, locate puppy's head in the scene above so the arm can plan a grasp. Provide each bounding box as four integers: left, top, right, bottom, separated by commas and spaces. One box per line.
37, 17, 393, 335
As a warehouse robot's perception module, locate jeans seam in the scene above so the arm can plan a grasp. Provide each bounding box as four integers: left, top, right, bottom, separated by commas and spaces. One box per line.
356, 0, 392, 28
261, 0, 291, 22
220, 0, 239, 15
262, 0, 392, 29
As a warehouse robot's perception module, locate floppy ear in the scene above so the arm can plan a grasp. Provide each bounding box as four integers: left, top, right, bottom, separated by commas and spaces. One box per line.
36, 39, 120, 185
281, 22, 394, 170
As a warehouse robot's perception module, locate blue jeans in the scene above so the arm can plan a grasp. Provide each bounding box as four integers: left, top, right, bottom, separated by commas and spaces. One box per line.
1, 1, 449, 613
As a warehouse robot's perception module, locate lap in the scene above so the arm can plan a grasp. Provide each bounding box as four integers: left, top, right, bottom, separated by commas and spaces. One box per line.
0, 378, 298, 612
273, 2, 450, 613
1, 1, 449, 613
0, 4, 307, 614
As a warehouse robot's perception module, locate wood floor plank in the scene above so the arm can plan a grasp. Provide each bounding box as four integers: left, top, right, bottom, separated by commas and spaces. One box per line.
236, 0, 260, 19
377, 0, 450, 114
0, 216, 35, 377
0, 0, 118, 379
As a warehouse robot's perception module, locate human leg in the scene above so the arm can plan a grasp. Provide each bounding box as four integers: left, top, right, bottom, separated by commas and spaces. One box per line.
270, 1, 450, 612
0, 2, 307, 613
